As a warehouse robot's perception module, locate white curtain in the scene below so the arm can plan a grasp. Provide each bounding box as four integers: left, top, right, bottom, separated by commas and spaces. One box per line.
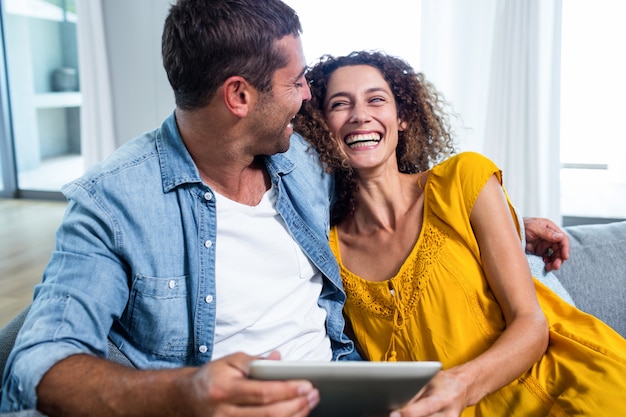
420, 0, 563, 223
76, 0, 116, 170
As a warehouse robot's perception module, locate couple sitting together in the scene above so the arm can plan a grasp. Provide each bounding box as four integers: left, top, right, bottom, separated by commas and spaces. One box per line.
2, 0, 625, 416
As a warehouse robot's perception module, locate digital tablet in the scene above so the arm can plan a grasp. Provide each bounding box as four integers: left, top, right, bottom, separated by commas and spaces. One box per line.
249, 360, 441, 417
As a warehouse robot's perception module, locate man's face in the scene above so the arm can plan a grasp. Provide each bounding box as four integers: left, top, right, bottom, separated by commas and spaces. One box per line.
251, 35, 311, 154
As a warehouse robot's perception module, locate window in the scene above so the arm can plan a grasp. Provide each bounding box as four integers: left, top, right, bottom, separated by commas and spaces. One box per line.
0, 0, 82, 197
560, 0, 626, 223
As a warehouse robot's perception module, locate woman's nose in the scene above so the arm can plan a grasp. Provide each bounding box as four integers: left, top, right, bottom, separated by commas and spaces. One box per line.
349, 103, 370, 123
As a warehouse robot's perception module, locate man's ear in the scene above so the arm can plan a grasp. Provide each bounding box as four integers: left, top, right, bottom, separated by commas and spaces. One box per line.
222, 76, 254, 117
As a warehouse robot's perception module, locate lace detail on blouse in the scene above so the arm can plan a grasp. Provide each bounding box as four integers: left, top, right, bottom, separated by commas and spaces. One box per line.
341, 224, 448, 319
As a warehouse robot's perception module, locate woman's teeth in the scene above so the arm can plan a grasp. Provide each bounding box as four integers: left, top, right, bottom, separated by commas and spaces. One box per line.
345, 133, 381, 148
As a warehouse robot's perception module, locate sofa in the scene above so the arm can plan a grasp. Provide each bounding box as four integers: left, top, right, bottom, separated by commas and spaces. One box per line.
1, 220, 625, 416
545, 220, 626, 337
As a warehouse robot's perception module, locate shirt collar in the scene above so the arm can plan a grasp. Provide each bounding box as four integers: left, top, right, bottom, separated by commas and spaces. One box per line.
156, 112, 203, 193
156, 111, 297, 193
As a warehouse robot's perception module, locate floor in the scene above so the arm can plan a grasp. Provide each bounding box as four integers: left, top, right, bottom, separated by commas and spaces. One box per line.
0, 198, 67, 328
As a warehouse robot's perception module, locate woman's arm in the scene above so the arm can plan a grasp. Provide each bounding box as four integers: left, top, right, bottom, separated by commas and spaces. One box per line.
395, 175, 549, 417
457, 175, 549, 401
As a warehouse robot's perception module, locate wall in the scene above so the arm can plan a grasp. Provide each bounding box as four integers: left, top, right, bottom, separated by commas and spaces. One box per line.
101, 0, 174, 146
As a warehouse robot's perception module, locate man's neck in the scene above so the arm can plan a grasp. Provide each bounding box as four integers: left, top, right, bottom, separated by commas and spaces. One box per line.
200, 157, 271, 206
175, 107, 270, 205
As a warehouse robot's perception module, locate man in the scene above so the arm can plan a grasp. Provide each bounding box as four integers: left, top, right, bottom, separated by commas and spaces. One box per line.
1, 0, 568, 416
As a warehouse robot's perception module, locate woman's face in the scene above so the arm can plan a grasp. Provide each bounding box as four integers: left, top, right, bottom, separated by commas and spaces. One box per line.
323, 64, 404, 172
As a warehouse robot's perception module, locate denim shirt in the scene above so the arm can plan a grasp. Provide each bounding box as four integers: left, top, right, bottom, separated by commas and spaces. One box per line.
1, 113, 358, 411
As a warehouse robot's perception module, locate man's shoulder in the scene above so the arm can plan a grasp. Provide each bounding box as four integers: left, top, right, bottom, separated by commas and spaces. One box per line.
285, 132, 324, 169
63, 130, 161, 196
289, 131, 309, 149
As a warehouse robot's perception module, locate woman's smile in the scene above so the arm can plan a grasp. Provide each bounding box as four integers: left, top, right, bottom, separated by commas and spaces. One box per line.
344, 131, 382, 148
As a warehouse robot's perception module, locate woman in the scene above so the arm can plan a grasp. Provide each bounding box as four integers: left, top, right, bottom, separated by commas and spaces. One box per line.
295, 51, 626, 416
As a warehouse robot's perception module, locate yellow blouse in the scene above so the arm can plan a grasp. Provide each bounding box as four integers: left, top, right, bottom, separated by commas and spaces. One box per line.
331, 152, 626, 416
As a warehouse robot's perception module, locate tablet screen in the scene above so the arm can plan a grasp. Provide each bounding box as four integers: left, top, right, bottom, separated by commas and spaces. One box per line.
249, 360, 441, 417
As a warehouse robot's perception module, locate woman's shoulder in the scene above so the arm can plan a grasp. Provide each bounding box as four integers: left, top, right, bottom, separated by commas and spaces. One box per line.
431, 152, 501, 185
426, 152, 503, 214
432, 152, 499, 175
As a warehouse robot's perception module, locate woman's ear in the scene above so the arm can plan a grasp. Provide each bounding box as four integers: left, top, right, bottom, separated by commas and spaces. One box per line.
398, 119, 408, 131
222, 76, 253, 117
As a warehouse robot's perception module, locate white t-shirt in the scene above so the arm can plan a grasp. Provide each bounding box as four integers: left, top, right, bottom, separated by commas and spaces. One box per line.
211, 186, 332, 361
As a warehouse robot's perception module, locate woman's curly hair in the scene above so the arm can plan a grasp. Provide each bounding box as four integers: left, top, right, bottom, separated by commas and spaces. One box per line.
294, 50, 457, 224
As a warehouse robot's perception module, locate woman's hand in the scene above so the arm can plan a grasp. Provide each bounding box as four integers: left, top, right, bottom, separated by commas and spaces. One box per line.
390, 370, 468, 417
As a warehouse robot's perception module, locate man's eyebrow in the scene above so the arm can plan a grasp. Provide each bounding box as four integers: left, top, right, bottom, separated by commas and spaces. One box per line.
295, 66, 307, 80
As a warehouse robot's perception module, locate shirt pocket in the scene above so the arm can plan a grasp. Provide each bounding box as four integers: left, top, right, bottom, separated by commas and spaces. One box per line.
127, 274, 192, 359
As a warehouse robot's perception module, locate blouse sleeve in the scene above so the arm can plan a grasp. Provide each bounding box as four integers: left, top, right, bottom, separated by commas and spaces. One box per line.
425, 152, 521, 255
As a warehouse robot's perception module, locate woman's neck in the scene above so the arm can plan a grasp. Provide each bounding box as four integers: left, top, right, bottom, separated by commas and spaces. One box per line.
346, 172, 424, 234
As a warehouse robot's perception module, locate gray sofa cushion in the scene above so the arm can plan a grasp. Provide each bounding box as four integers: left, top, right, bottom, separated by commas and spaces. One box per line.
0, 311, 28, 389
554, 221, 626, 338
527, 253, 576, 306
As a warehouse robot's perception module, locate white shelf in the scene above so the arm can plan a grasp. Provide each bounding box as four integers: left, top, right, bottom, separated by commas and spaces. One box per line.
4, 0, 77, 23
33, 92, 81, 109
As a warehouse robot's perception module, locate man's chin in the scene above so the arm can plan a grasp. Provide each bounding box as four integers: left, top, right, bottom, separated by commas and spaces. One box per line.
274, 141, 291, 154
277, 129, 293, 153
262, 139, 290, 156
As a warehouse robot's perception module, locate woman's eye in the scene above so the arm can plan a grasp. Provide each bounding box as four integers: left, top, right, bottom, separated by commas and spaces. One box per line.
330, 101, 347, 110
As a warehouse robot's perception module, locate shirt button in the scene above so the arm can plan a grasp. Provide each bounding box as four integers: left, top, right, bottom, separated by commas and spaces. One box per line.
199, 345, 208, 353
205, 294, 213, 303
168, 280, 176, 289
204, 192, 213, 201
204, 240, 213, 248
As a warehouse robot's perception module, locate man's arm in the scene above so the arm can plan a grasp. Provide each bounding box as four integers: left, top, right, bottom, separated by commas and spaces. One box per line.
37, 352, 319, 417
523, 217, 570, 271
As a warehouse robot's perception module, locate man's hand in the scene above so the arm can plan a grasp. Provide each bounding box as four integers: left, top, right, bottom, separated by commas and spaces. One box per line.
37, 351, 319, 417
523, 217, 570, 271
185, 351, 319, 417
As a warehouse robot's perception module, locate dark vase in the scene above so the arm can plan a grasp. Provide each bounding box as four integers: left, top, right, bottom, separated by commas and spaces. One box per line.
51, 67, 79, 92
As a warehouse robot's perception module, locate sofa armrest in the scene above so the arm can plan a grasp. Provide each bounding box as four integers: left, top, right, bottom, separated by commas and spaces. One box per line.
553, 221, 626, 338
0, 308, 30, 383
1, 305, 135, 413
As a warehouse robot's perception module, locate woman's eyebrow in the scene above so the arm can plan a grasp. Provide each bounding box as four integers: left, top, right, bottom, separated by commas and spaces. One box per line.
326, 87, 390, 103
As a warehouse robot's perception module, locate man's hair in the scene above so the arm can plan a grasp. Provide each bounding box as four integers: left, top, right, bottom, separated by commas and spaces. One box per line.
162, 0, 302, 110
